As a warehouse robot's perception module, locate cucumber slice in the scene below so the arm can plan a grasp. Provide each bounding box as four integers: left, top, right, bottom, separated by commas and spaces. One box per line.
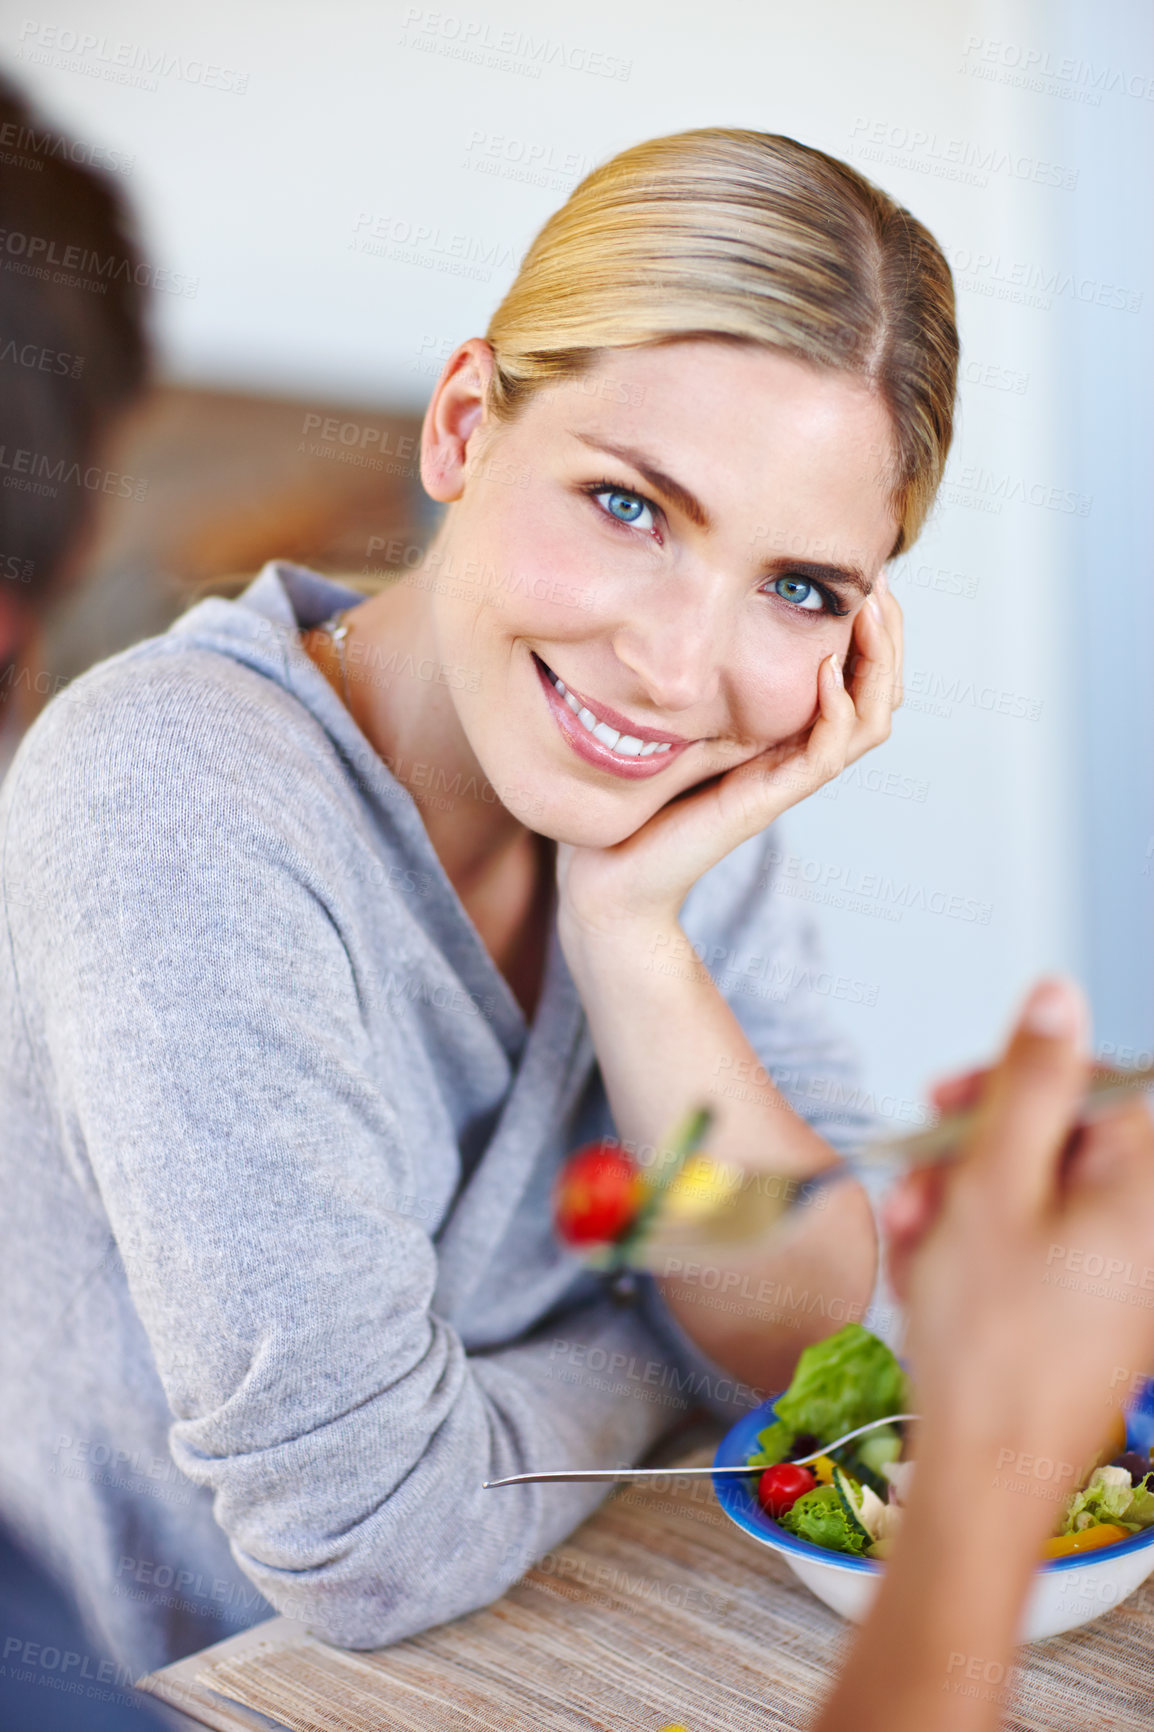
832, 1466, 872, 1547
834, 1451, 889, 1502
854, 1425, 902, 1473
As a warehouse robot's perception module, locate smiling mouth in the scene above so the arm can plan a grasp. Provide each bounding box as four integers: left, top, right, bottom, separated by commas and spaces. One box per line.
532, 653, 691, 759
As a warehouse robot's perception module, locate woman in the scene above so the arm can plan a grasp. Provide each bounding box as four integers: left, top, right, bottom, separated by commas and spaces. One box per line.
0, 129, 945, 1674
818, 978, 1154, 1731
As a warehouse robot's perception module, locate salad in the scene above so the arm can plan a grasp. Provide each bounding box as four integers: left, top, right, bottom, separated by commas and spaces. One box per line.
746, 1323, 1154, 1563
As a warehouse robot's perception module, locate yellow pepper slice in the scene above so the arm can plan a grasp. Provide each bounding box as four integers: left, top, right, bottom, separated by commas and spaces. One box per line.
1043, 1523, 1132, 1559
660, 1153, 744, 1223
811, 1455, 837, 1485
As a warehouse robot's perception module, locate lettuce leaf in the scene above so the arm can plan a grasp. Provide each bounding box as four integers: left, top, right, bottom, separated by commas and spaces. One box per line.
1125, 1475, 1154, 1527
747, 1419, 793, 1470
1061, 1466, 1142, 1536
774, 1324, 907, 1443
779, 1483, 868, 1556
747, 1326, 907, 1472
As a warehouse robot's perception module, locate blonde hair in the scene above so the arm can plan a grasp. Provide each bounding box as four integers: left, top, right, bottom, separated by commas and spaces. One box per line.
484, 128, 958, 556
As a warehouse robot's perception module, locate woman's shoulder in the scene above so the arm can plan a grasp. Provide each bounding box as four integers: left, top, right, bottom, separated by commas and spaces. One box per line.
0, 631, 350, 873
15, 630, 323, 784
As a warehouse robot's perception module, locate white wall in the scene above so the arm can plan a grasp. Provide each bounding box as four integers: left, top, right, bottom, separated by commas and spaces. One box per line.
1052, 0, 1154, 1069
6, 0, 1149, 1107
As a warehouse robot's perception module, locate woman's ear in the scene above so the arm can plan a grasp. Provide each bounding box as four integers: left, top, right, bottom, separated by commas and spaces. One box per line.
420, 337, 497, 504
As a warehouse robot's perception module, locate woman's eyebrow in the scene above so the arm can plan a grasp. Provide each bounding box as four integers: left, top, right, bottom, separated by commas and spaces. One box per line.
571, 432, 873, 594
572, 432, 712, 530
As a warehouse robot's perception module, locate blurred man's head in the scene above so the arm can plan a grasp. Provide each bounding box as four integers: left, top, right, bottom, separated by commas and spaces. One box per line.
0, 73, 150, 676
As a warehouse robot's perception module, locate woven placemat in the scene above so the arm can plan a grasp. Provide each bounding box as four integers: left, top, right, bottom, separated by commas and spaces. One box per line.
141, 1448, 1154, 1731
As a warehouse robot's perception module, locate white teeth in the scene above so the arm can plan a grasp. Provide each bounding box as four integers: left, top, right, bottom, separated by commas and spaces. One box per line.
543, 658, 679, 759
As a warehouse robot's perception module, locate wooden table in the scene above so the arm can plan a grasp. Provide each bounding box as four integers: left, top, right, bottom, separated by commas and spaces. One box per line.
139, 1444, 1154, 1732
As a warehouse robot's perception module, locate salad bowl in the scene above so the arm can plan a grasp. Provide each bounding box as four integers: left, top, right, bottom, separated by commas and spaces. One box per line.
714, 1376, 1154, 1642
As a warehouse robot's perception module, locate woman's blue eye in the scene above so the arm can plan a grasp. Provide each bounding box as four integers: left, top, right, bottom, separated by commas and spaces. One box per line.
594, 488, 655, 532
772, 576, 826, 612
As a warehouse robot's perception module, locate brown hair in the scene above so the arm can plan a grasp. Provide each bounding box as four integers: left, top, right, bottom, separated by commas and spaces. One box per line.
0, 73, 150, 617
484, 127, 958, 556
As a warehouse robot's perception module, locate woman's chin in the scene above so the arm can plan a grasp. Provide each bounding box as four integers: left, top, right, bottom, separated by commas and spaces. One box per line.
515, 795, 659, 851
556, 824, 649, 849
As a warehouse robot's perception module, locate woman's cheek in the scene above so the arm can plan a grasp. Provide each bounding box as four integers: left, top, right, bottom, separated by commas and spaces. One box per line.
498, 495, 580, 580
746, 658, 825, 746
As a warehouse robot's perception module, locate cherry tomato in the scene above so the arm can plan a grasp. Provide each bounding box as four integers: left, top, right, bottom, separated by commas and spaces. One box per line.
553, 1142, 646, 1247
758, 1462, 817, 1518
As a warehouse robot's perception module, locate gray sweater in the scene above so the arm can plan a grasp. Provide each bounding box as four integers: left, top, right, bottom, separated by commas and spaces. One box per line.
0, 561, 883, 1678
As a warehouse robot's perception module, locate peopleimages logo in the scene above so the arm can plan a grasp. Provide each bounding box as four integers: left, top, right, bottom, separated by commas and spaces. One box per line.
0, 225, 198, 297
960, 35, 1154, 104
2, 1637, 135, 1693
349, 211, 517, 284
16, 21, 250, 93
849, 116, 1079, 190
397, 8, 632, 81
0, 443, 148, 500
940, 464, 1092, 519
0, 116, 134, 175
948, 246, 1142, 314
462, 128, 597, 191
0, 337, 83, 377
759, 849, 994, 926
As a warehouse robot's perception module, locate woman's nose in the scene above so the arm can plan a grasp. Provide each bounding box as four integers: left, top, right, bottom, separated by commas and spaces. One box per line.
611, 577, 729, 714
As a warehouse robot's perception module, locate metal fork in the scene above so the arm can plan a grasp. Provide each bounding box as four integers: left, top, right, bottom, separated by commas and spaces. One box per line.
856, 1062, 1154, 1172
597, 1064, 1154, 1272
482, 1412, 921, 1487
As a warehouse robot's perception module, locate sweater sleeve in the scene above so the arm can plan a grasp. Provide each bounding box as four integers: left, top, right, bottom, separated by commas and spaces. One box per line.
2, 663, 688, 1649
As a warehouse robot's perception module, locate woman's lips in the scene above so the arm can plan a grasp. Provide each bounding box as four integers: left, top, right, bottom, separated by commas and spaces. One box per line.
542, 660, 691, 747
533, 653, 693, 780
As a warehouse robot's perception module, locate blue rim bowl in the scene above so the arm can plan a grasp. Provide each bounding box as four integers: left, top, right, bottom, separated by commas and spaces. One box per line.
714, 1375, 1154, 1581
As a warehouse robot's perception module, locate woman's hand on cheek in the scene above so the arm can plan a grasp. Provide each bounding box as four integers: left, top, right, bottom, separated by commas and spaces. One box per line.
741, 574, 903, 814
556, 580, 904, 949
836, 568, 903, 759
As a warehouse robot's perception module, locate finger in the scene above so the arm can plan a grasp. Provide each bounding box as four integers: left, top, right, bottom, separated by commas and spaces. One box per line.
874, 571, 904, 709
797, 651, 858, 784
928, 1065, 991, 1115
844, 589, 898, 753
883, 1165, 947, 1302
1063, 1096, 1154, 1195
965, 977, 1090, 1215
846, 589, 893, 708
664, 655, 851, 861
881, 1164, 941, 1244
